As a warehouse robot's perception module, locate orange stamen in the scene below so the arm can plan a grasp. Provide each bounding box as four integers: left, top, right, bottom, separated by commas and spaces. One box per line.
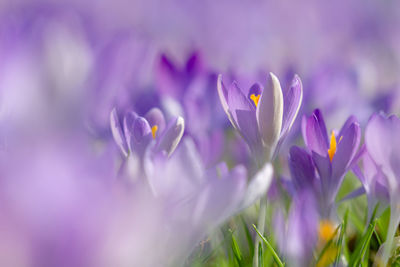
250, 94, 260, 107
151, 125, 158, 139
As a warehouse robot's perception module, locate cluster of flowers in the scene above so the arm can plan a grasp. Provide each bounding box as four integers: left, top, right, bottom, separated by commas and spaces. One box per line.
0, 2, 399, 267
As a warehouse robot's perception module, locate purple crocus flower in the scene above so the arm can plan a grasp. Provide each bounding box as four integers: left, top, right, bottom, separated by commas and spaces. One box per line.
364, 112, 400, 264
217, 72, 303, 164
110, 107, 184, 177
290, 109, 361, 217
350, 146, 389, 221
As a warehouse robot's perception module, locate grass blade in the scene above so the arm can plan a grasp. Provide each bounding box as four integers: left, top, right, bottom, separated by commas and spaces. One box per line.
350, 219, 377, 266
252, 224, 284, 267
229, 229, 243, 266
258, 242, 263, 267
334, 210, 349, 266
240, 216, 254, 256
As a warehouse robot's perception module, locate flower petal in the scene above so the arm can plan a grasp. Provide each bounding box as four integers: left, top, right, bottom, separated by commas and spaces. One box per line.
110, 108, 129, 157
238, 163, 274, 210
157, 116, 185, 156
123, 110, 139, 151
332, 122, 361, 179
256, 72, 283, 158
217, 74, 238, 129
280, 74, 303, 138
303, 109, 329, 156
289, 146, 316, 192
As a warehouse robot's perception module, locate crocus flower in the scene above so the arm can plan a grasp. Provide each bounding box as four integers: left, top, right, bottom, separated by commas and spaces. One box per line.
299, 109, 361, 217
110, 107, 184, 177
350, 146, 389, 221
217, 72, 303, 164
364, 112, 400, 264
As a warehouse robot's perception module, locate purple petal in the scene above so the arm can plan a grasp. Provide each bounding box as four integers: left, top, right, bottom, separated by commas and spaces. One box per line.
235, 109, 263, 159
228, 81, 255, 121
280, 74, 303, 139
157, 116, 185, 156
339, 186, 366, 202
185, 52, 203, 76
332, 122, 361, 179
303, 109, 329, 156
338, 115, 357, 138
311, 151, 331, 198
365, 113, 392, 167
156, 54, 181, 99
289, 146, 316, 192
144, 107, 166, 133
256, 72, 283, 158
110, 108, 129, 157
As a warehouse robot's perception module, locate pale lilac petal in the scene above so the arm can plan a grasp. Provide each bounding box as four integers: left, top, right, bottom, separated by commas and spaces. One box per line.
193, 165, 247, 227
110, 108, 129, 157
365, 113, 392, 167
131, 116, 152, 156
157, 116, 185, 156
217, 75, 237, 129
280, 74, 303, 138
256, 72, 283, 157
238, 163, 273, 210
123, 110, 139, 151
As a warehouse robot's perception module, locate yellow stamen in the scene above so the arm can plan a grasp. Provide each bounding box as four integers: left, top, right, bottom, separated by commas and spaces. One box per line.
327, 131, 337, 162
151, 125, 158, 139
319, 220, 336, 242
250, 94, 260, 107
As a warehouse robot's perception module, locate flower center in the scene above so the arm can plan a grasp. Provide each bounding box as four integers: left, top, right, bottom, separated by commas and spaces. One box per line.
151, 125, 158, 139
250, 94, 260, 107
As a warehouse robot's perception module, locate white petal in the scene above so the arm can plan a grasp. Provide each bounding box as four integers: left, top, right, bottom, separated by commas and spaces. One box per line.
238, 163, 273, 210
256, 72, 283, 159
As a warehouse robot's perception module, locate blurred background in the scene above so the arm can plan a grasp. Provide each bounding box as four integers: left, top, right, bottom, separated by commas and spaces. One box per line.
0, 0, 399, 266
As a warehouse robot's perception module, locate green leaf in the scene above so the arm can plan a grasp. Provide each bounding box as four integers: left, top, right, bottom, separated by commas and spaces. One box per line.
252, 224, 285, 267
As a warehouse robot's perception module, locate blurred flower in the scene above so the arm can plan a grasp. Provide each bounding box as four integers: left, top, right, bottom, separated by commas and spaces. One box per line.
351, 146, 389, 221
365, 112, 400, 264
110, 107, 184, 177
274, 191, 319, 267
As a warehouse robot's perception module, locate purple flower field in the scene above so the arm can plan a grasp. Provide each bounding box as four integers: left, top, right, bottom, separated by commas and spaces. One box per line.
0, 1, 399, 266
